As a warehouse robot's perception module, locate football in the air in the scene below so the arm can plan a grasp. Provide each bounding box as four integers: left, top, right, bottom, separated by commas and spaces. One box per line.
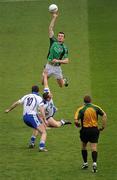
48, 4, 58, 13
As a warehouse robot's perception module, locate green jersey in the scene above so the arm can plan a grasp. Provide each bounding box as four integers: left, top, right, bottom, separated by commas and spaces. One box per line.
47, 36, 68, 65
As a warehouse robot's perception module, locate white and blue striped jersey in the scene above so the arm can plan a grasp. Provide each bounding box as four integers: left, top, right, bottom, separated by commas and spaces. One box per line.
18, 93, 44, 115
44, 99, 57, 119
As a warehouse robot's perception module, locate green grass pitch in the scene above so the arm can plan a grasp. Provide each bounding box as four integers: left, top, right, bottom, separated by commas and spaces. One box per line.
0, 0, 117, 179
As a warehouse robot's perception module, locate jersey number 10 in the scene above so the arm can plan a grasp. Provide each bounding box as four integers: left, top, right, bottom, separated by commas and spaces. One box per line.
26, 97, 33, 106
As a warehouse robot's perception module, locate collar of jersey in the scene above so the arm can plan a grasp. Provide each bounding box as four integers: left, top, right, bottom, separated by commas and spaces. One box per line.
84, 103, 91, 105
32, 92, 39, 96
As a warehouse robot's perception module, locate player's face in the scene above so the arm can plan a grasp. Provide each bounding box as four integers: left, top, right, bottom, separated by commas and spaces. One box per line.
57, 33, 65, 43
47, 93, 53, 101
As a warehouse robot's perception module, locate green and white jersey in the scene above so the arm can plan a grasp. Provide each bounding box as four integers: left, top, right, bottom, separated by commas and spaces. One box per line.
47, 36, 68, 65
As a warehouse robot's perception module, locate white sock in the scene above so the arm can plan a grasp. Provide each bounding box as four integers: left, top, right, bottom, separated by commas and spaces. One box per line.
60, 119, 65, 125
93, 162, 97, 166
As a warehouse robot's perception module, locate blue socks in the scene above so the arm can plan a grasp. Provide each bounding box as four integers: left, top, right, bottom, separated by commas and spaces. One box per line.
39, 141, 45, 150
30, 135, 36, 145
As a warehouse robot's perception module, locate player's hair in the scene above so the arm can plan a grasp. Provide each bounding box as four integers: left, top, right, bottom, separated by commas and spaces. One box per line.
43, 92, 50, 100
32, 85, 39, 93
58, 32, 65, 37
84, 95, 92, 103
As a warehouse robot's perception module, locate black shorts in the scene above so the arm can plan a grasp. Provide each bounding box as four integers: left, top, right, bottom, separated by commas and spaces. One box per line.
80, 127, 99, 143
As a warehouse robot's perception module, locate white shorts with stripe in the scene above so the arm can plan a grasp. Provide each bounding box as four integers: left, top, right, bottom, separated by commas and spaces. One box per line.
45, 63, 63, 79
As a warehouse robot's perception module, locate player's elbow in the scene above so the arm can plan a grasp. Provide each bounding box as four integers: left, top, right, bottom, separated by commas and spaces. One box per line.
48, 29, 54, 38
48, 27, 51, 33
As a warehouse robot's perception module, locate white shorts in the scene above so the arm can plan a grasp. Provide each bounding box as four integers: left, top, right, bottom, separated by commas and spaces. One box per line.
45, 63, 63, 79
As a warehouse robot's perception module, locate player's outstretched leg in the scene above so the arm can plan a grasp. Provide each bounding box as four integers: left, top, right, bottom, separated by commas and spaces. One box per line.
60, 119, 72, 125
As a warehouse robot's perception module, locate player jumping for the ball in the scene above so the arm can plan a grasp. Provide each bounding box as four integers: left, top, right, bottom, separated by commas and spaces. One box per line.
42, 12, 69, 87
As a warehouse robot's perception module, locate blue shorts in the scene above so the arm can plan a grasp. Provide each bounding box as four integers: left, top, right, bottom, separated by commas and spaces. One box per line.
23, 114, 42, 129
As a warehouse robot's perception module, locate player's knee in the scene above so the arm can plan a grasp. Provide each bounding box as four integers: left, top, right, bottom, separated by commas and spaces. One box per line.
57, 79, 64, 87
58, 82, 64, 87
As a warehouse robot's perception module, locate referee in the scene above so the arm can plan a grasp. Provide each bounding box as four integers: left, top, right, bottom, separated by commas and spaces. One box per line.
74, 95, 107, 173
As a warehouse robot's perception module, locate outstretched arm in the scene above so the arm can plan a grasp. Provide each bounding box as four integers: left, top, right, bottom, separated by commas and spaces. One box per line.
49, 13, 58, 38
43, 69, 51, 93
5, 101, 20, 113
43, 69, 49, 89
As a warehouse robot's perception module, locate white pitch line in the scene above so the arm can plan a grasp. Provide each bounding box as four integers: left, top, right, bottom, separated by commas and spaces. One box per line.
0, 0, 44, 2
